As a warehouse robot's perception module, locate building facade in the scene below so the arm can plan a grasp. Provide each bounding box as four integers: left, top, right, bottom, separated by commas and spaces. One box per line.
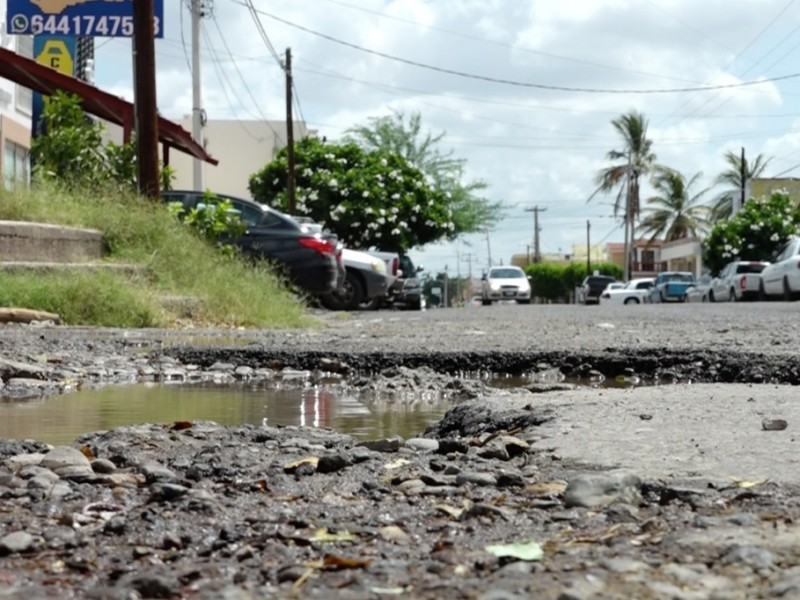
0, 6, 33, 190
169, 119, 315, 200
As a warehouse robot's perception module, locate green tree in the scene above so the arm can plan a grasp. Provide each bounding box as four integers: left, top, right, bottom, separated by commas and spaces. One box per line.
711, 150, 772, 222
639, 168, 711, 241
344, 111, 502, 235
703, 190, 800, 275
30, 90, 140, 191
524, 261, 621, 302
590, 110, 658, 220
249, 136, 454, 252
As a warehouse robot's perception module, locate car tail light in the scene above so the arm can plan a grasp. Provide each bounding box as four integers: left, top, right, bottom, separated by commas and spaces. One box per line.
739, 275, 747, 290
299, 237, 336, 255
391, 257, 399, 276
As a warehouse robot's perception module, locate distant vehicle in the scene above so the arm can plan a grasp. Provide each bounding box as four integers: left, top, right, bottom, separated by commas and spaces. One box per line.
161, 190, 341, 298
578, 275, 617, 305
605, 282, 626, 292
318, 248, 390, 311
363, 251, 424, 310
759, 237, 800, 301
709, 260, 768, 302
481, 266, 531, 305
683, 275, 713, 302
649, 271, 696, 303
599, 278, 654, 305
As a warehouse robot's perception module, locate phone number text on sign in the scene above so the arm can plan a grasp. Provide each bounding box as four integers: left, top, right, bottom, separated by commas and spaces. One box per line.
10, 13, 162, 37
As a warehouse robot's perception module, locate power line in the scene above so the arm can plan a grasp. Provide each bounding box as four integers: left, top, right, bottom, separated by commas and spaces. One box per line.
232, 2, 800, 95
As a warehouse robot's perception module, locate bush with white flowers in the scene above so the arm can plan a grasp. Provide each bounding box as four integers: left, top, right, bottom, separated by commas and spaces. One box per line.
703, 191, 800, 275
249, 137, 453, 251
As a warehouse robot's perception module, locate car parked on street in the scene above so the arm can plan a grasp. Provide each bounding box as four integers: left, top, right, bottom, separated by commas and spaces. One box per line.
481, 266, 531, 305
318, 248, 391, 311
759, 237, 800, 301
708, 260, 768, 302
649, 271, 696, 303
161, 190, 340, 298
683, 275, 713, 303
599, 278, 654, 305
578, 275, 617, 305
364, 251, 424, 310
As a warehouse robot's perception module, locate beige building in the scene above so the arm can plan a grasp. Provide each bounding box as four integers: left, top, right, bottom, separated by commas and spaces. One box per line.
0, 14, 32, 190
170, 119, 315, 199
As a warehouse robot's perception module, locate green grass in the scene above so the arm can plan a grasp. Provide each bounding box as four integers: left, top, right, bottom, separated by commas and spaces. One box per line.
0, 184, 320, 328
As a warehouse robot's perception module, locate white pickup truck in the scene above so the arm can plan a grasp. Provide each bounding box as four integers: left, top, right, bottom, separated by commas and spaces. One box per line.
598, 278, 655, 305
708, 260, 769, 302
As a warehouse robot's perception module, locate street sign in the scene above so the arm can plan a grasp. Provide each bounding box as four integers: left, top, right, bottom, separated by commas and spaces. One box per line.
35, 38, 74, 75
7, 0, 164, 38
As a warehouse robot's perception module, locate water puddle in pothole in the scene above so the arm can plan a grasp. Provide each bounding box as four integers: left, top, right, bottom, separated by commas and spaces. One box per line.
0, 371, 649, 446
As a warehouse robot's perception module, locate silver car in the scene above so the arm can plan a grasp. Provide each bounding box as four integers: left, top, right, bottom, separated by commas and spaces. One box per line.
481, 266, 531, 305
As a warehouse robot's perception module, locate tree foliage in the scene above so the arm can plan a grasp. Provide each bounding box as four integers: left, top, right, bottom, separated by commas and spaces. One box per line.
344, 111, 502, 235
249, 136, 455, 252
711, 150, 772, 222
29, 90, 174, 192
591, 110, 658, 219
703, 191, 800, 275
639, 168, 711, 242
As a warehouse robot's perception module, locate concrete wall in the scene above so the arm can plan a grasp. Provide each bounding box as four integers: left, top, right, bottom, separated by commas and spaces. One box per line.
0, 221, 105, 262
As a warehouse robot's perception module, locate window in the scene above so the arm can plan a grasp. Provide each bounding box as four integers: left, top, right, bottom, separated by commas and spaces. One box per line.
3, 141, 30, 189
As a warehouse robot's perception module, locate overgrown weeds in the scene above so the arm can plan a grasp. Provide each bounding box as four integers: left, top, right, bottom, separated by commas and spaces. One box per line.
0, 184, 318, 328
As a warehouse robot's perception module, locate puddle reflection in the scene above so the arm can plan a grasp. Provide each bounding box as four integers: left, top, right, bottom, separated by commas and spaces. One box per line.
0, 382, 454, 446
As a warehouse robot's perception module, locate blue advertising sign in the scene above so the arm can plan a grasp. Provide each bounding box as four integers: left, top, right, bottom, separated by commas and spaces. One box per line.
7, 0, 164, 38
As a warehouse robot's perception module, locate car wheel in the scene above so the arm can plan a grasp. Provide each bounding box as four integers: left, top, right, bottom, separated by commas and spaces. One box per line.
730, 287, 738, 302
783, 277, 794, 302
660, 292, 666, 303
624, 297, 639, 305
518, 299, 530, 305
481, 298, 492, 306
359, 296, 383, 311
319, 269, 364, 311
708, 290, 715, 303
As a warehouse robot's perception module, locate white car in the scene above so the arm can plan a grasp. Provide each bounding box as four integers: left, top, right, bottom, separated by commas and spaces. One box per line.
480, 266, 531, 305
759, 238, 800, 301
708, 260, 768, 302
599, 278, 654, 305
319, 248, 391, 311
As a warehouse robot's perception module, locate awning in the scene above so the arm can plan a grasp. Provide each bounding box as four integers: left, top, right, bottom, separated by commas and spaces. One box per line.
0, 46, 217, 166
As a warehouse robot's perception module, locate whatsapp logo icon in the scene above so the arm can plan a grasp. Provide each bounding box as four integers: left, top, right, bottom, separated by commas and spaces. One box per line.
10, 15, 28, 33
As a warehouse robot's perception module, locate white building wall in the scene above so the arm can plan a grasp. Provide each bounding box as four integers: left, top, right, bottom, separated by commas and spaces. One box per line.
169, 119, 314, 200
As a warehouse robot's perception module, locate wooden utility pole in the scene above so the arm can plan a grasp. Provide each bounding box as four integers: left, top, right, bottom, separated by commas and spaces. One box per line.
525, 206, 547, 262
737, 146, 746, 215
133, 0, 159, 198
285, 48, 297, 213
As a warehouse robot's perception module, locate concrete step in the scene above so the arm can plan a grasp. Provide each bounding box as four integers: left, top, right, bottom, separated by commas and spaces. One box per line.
0, 220, 106, 263
0, 261, 145, 275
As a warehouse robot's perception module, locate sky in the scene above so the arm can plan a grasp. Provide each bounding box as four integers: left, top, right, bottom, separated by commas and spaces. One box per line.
92, 0, 800, 279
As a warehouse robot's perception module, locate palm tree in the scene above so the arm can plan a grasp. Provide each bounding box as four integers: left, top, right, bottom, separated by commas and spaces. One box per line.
589, 110, 658, 279
711, 150, 772, 221
590, 110, 658, 219
639, 168, 711, 241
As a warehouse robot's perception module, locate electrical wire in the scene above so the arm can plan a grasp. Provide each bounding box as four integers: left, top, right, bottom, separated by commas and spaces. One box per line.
230, 2, 800, 95
209, 13, 286, 144
242, 0, 283, 68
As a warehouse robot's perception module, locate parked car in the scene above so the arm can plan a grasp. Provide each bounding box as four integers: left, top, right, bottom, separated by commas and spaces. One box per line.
599, 278, 654, 305
708, 260, 769, 302
683, 275, 712, 303
649, 271, 696, 303
481, 266, 531, 305
161, 190, 340, 297
318, 248, 390, 311
759, 237, 800, 301
364, 251, 424, 310
578, 275, 617, 305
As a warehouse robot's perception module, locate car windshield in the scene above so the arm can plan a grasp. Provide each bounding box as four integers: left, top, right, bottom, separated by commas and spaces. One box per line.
490, 268, 525, 279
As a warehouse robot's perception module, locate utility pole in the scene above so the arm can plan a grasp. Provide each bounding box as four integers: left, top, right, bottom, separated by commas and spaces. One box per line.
586, 220, 591, 274
443, 266, 449, 308
485, 231, 493, 270
525, 206, 547, 262
190, 0, 211, 191
133, 0, 159, 198
285, 48, 297, 213
622, 152, 632, 281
